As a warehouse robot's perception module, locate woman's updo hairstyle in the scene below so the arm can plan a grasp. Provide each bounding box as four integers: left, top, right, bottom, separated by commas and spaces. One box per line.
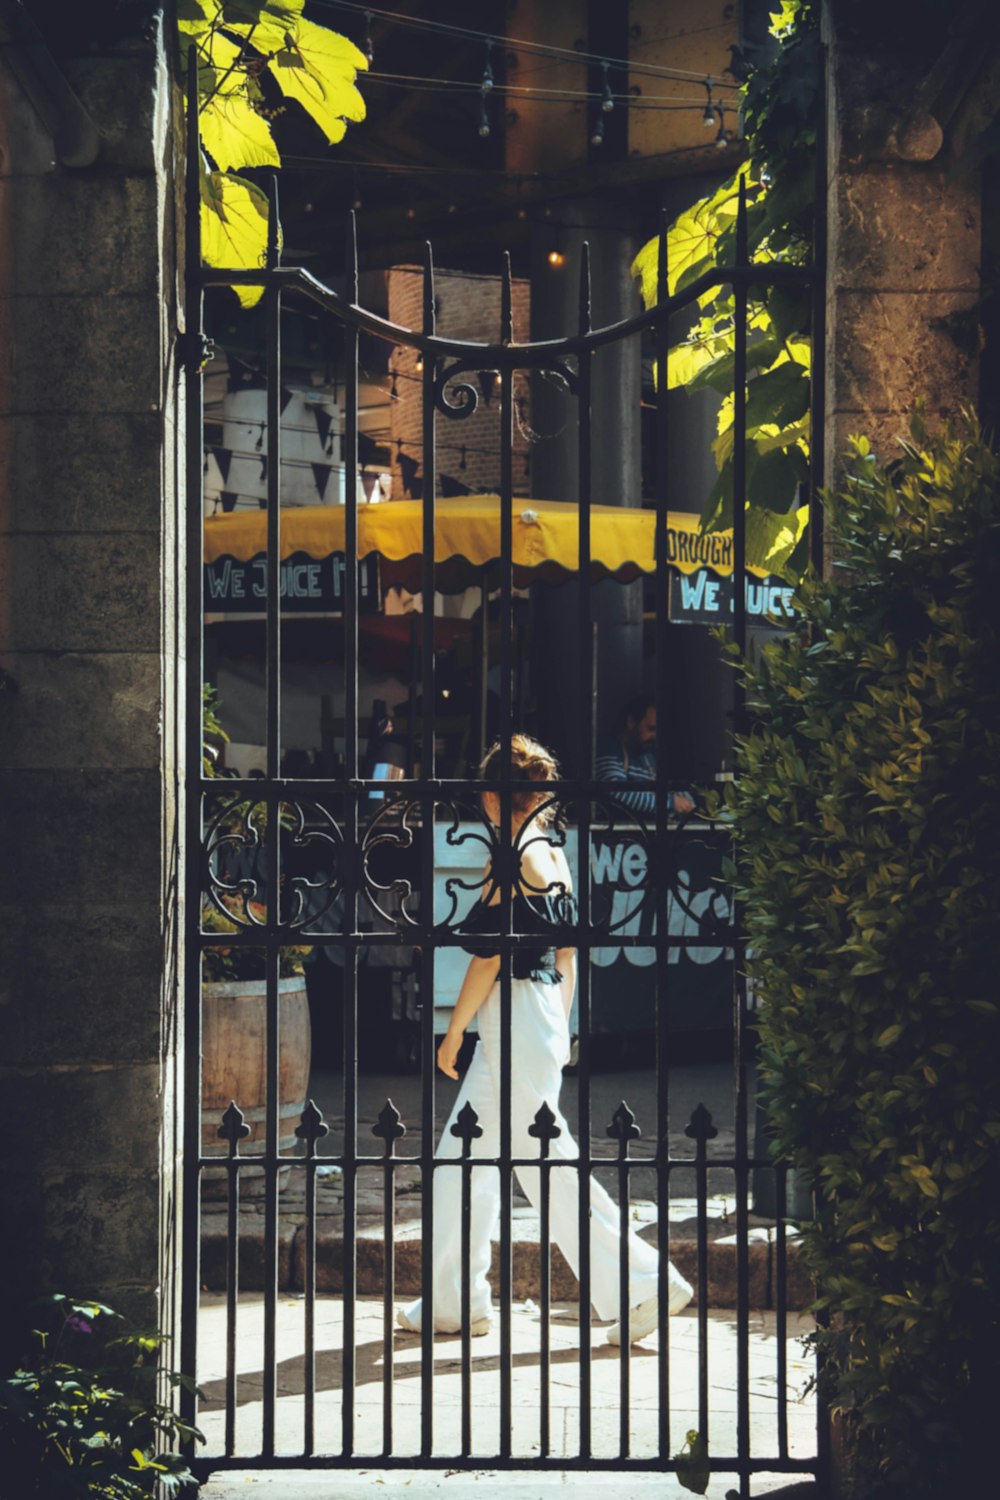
479, 733, 561, 826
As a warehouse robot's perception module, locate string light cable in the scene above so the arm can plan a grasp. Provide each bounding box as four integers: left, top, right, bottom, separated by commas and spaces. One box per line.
359, 69, 738, 109
311, 0, 746, 86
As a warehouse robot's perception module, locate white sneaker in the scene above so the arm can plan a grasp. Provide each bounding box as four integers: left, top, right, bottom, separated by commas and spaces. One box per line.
395, 1308, 491, 1338
606, 1277, 694, 1346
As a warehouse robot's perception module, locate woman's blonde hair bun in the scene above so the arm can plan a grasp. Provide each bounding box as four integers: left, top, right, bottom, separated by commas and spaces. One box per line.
479, 733, 561, 822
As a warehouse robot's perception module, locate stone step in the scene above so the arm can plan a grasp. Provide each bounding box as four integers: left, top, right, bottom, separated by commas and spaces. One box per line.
198, 1218, 813, 1310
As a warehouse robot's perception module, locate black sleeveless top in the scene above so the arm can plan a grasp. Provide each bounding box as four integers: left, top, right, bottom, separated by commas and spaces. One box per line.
460, 890, 579, 984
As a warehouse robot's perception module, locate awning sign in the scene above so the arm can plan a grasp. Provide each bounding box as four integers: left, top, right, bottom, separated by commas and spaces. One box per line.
204, 551, 380, 614
669, 569, 797, 627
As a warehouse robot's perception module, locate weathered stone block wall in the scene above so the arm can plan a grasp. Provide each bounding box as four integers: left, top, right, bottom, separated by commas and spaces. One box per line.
823, 29, 982, 557
0, 17, 182, 1355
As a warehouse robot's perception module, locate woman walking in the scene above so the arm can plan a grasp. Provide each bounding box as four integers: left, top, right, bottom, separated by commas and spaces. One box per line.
398, 734, 692, 1344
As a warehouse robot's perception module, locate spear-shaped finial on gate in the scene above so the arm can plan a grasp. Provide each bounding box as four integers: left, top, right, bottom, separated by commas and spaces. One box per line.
295, 1098, 330, 1154
736, 172, 749, 266
528, 1100, 562, 1151
501, 250, 513, 345
373, 1098, 407, 1155
684, 1102, 719, 1144
266, 175, 281, 272
578, 240, 592, 335
346, 209, 359, 306
607, 1100, 641, 1155
657, 207, 669, 308
450, 1100, 484, 1155
218, 1100, 251, 1150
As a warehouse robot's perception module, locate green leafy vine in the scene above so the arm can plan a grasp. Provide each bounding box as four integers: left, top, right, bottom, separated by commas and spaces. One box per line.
632, 2, 821, 578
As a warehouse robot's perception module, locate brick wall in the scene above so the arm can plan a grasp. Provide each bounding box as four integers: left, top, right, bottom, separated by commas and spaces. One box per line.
387, 267, 532, 499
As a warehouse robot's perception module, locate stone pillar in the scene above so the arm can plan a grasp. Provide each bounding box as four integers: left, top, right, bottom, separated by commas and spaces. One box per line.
0, 17, 182, 1357
823, 21, 981, 564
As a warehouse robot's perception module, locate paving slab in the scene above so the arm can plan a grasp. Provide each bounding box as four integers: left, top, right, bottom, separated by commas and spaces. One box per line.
195, 1293, 818, 1497
199, 1469, 818, 1498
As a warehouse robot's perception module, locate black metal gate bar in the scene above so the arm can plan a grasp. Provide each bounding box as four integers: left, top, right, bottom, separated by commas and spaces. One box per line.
260, 176, 283, 1462
615, 1114, 633, 1456
810, 45, 829, 577
575, 242, 594, 1461
775, 1163, 790, 1458
341, 211, 361, 1460
458, 1121, 475, 1455
731, 178, 753, 1500
418, 242, 438, 1456
180, 43, 205, 1459
497, 258, 516, 1460
652, 210, 674, 1460
299, 1101, 326, 1455
539, 1128, 554, 1458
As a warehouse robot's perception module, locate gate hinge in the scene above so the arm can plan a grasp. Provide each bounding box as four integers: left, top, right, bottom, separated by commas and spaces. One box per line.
178, 330, 216, 375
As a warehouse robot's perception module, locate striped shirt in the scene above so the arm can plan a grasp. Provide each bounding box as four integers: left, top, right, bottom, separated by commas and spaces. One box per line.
594, 738, 684, 816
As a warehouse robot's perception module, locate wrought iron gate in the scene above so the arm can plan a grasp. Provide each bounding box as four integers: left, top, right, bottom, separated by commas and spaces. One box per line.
181, 59, 828, 1493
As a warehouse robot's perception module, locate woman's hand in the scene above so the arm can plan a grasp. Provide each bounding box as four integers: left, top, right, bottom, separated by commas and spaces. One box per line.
437, 1027, 463, 1080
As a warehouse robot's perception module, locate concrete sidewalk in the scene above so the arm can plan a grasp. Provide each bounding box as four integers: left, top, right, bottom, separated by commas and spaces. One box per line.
196, 1293, 818, 1498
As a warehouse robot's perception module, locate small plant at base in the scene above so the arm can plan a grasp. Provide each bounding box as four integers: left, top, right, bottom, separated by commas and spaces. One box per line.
711, 409, 1000, 1497
0, 1294, 203, 1497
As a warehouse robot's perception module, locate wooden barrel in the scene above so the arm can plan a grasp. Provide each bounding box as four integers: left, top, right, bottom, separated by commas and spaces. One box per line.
201, 976, 311, 1199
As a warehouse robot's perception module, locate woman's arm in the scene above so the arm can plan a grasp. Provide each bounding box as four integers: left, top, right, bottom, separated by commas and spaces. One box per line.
437, 952, 501, 1079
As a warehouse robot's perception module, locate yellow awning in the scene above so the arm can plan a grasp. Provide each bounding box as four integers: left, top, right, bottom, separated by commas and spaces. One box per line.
204, 496, 766, 580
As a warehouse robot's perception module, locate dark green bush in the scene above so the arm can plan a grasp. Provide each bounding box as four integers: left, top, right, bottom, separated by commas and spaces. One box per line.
0, 1295, 202, 1497
718, 410, 1000, 1496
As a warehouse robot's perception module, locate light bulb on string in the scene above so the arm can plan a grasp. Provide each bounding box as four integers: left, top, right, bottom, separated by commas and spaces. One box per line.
363, 9, 373, 65
715, 107, 732, 149
478, 86, 491, 138
600, 61, 614, 112
590, 113, 605, 147
482, 38, 494, 91
703, 75, 716, 127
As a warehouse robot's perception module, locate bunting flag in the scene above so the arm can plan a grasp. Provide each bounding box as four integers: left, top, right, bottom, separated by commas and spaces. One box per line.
280, 386, 295, 415
312, 406, 333, 452
312, 463, 331, 502
212, 446, 232, 484
220, 491, 238, 513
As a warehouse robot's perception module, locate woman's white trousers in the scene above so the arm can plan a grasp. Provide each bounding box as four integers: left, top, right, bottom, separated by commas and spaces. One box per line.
401, 976, 689, 1332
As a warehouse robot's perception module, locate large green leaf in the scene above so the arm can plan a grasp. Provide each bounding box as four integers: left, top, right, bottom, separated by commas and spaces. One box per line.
196, 33, 280, 171
687, 333, 782, 395
745, 361, 810, 429
200, 168, 270, 308
200, 90, 279, 172
630, 167, 757, 305
222, 0, 304, 24
747, 443, 808, 510
767, 284, 811, 344
270, 16, 367, 144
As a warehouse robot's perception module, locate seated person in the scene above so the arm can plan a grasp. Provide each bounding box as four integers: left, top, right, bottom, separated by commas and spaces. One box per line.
595, 696, 695, 817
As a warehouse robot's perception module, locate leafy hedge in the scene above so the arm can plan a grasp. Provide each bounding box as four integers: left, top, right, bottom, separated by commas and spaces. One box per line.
718, 411, 1000, 1496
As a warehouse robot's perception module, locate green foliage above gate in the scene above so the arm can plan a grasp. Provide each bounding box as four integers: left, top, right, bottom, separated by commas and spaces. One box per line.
178, 1, 367, 305
715, 409, 1000, 1494
632, 2, 820, 579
